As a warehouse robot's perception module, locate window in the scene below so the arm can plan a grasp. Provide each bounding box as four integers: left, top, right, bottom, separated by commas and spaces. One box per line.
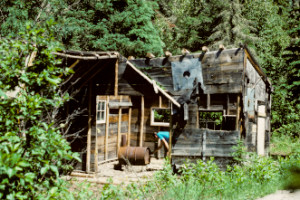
96, 100, 106, 124
151, 108, 170, 127
199, 111, 223, 130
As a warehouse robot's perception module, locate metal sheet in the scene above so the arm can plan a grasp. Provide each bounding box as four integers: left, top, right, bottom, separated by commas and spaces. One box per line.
171, 58, 206, 92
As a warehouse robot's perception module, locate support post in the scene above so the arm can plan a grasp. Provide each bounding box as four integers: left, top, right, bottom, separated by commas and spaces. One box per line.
207, 94, 210, 109
86, 82, 92, 173
128, 106, 132, 146
159, 95, 162, 108
235, 95, 241, 130
168, 105, 173, 161
227, 94, 230, 114
105, 96, 110, 160
114, 59, 118, 96
117, 97, 122, 154
139, 96, 144, 147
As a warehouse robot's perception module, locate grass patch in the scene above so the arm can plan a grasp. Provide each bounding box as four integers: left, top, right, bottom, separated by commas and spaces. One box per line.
67, 153, 300, 200
270, 132, 300, 156
65, 137, 300, 200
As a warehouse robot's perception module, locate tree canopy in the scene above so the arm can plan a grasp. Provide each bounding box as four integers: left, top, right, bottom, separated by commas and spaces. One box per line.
0, 0, 299, 198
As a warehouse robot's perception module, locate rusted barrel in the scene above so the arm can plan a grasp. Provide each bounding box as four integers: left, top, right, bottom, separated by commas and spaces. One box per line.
118, 146, 151, 165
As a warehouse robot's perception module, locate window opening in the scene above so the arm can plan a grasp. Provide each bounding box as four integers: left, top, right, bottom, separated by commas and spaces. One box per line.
151, 108, 170, 127
199, 111, 223, 130
96, 100, 106, 124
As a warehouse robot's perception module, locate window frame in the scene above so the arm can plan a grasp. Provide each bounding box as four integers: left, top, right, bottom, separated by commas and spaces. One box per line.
150, 107, 170, 127
96, 100, 106, 124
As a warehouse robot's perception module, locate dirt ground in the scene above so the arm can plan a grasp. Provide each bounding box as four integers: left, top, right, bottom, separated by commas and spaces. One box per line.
257, 190, 300, 200
66, 158, 165, 186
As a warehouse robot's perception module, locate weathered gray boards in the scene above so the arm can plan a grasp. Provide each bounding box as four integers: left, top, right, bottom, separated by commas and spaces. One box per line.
57, 47, 272, 172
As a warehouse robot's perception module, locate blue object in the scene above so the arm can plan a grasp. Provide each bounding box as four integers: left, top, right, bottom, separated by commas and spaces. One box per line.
157, 131, 169, 142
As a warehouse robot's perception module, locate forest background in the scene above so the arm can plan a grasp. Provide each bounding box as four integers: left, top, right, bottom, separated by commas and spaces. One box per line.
1, 0, 298, 136
0, 0, 299, 199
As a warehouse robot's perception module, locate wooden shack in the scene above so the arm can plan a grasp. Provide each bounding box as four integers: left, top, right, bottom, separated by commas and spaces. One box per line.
57, 46, 272, 172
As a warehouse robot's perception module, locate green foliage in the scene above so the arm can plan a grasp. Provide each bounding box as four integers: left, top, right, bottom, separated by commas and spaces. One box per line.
271, 129, 300, 156
153, 109, 170, 123
154, 0, 220, 54
199, 111, 223, 126
0, 23, 79, 199
75, 154, 289, 200
208, 0, 258, 49
0, 0, 164, 58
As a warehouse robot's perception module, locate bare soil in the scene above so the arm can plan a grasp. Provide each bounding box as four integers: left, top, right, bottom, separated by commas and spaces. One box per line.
66, 158, 165, 187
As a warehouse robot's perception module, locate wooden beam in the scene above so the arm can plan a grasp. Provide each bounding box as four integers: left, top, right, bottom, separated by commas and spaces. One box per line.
114, 59, 119, 96
159, 95, 162, 108
86, 82, 92, 173
226, 94, 230, 115
235, 95, 241, 130
94, 102, 98, 173
105, 96, 110, 160
117, 97, 122, 154
139, 96, 144, 147
59, 59, 80, 78
207, 94, 210, 109
52, 52, 118, 60
168, 105, 173, 161
128, 106, 132, 146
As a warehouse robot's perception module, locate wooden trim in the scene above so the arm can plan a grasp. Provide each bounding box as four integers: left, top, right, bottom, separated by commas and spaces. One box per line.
126, 61, 180, 108
235, 95, 241, 130
139, 96, 144, 147
86, 82, 92, 173
114, 59, 118, 96
105, 96, 110, 160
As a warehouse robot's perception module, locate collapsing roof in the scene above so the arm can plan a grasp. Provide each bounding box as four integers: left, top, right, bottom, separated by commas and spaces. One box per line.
55, 47, 272, 108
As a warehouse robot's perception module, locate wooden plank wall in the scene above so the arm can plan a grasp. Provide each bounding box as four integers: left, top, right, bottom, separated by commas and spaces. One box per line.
172, 129, 239, 168
90, 95, 131, 171
125, 48, 244, 97
129, 95, 170, 158
243, 58, 270, 154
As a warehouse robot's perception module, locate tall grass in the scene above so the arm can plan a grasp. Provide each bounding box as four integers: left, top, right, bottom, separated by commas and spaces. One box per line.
67, 141, 300, 200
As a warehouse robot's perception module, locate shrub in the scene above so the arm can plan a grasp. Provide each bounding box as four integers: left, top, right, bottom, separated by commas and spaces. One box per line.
0, 22, 79, 199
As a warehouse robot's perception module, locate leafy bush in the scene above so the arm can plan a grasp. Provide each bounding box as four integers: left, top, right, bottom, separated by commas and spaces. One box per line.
0, 22, 79, 199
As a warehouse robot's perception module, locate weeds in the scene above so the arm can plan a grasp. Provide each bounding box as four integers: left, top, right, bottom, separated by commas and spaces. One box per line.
67, 146, 300, 200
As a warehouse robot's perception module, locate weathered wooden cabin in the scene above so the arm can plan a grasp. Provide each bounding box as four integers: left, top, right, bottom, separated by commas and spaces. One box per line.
57, 46, 272, 172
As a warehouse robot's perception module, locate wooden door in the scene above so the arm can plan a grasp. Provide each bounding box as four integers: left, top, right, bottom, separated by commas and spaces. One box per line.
257, 105, 266, 156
